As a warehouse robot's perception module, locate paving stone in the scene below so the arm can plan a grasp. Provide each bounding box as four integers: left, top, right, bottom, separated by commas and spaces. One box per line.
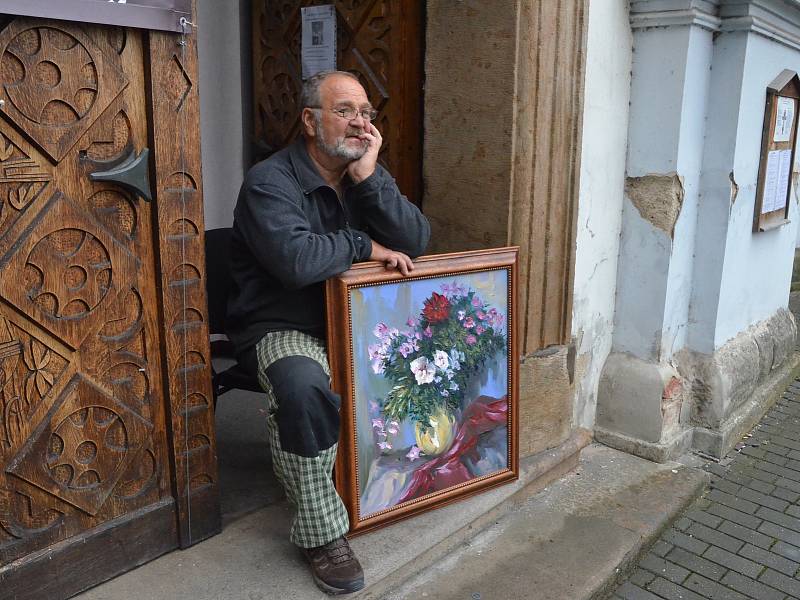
707, 489, 760, 515
758, 567, 800, 598
761, 442, 791, 457
674, 517, 692, 532
772, 540, 800, 563
759, 521, 800, 548
746, 478, 776, 495
651, 540, 674, 557
706, 503, 763, 530
687, 522, 745, 553
666, 546, 726, 581
629, 568, 657, 587
741, 445, 768, 459
686, 508, 723, 529
719, 520, 776, 549
756, 506, 800, 533
662, 529, 709, 555
758, 462, 800, 484
739, 543, 798, 577
616, 581, 664, 600
733, 464, 779, 485
703, 545, 763, 579
739, 487, 791, 512
706, 463, 729, 478
710, 478, 742, 496
777, 477, 800, 494
682, 573, 749, 600
773, 486, 800, 503
721, 570, 786, 600
639, 554, 690, 584
647, 577, 706, 600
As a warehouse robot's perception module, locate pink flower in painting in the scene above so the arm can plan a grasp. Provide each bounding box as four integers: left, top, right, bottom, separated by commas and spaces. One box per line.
476, 311, 486, 320
398, 342, 416, 358
372, 418, 385, 430
373, 322, 389, 338
377, 441, 392, 450
406, 316, 417, 327
475, 325, 485, 335
466, 334, 477, 345
386, 421, 400, 435
406, 445, 422, 461
472, 296, 482, 307
463, 317, 475, 329
423, 326, 433, 338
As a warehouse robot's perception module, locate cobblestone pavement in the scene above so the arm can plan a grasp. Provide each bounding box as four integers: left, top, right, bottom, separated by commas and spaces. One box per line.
610, 379, 800, 600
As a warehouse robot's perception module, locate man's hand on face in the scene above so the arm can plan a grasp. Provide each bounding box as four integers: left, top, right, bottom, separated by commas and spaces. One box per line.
369, 240, 413, 276
347, 122, 382, 184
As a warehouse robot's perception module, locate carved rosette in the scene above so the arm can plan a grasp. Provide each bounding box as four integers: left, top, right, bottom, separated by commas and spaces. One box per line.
6, 374, 152, 515
0, 192, 138, 349
0, 20, 128, 162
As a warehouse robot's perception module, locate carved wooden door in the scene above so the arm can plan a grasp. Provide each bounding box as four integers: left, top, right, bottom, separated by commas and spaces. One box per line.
253, 0, 424, 204
0, 13, 219, 599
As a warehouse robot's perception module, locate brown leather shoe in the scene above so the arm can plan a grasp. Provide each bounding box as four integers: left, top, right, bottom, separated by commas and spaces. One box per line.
302, 536, 365, 595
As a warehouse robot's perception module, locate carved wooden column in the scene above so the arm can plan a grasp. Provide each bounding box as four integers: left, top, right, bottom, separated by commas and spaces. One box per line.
146, 7, 221, 547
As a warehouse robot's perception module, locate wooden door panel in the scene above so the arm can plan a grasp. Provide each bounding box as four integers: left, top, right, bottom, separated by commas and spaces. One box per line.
253, 0, 424, 204
0, 19, 174, 570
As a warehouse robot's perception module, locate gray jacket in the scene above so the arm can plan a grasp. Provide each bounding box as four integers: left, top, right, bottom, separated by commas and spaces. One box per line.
226, 138, 431, 356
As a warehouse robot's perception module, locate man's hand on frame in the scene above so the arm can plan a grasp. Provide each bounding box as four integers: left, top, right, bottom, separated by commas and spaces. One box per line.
369, 240, 414, 276
347, 122, 382, 184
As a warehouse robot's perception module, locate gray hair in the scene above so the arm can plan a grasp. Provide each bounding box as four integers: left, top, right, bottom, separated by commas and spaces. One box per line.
301, 70, 361, 109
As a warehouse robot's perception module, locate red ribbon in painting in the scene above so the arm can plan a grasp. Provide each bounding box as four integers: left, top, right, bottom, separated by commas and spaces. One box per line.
397, 396, 508, 503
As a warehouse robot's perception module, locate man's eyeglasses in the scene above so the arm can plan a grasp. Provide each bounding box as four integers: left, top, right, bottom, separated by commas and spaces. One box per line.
323, 107, 379, 122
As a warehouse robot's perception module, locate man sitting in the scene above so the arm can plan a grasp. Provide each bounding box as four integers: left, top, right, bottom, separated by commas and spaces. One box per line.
226, 70, 430, 594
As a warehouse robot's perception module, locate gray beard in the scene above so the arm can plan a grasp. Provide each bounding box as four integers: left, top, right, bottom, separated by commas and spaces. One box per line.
315, 118, 367, 161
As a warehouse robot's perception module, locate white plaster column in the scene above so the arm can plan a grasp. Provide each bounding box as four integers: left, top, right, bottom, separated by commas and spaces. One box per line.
598, 0, 800, 461
596, 0, 718, 460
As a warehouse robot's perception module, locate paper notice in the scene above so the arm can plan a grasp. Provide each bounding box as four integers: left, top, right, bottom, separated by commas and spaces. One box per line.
775, 96, 795, 143
301, 5, 336, 80
762, 149, 792, 214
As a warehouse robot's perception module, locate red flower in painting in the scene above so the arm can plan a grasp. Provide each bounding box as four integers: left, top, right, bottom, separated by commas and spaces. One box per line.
422, 292, 451, 323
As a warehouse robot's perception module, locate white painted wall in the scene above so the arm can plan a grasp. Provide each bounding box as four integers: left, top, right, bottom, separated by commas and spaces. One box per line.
714, 33, 800, 347
571, 0, 632, 429
197, 0, 246, 231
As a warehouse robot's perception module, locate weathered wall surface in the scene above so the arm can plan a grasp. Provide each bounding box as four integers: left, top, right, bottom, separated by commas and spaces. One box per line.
197, 0, 248, 230
425, 1, 588, 458
422, 2, 516, 253
713, 33, 800, 348
598, 0, 800, 461
571, 0, 631, 430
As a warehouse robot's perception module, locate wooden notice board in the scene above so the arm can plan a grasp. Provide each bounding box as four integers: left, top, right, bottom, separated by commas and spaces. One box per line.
754, 70, 800, 232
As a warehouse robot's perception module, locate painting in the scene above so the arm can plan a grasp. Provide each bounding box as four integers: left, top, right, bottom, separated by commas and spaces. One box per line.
326, 248, 518, 535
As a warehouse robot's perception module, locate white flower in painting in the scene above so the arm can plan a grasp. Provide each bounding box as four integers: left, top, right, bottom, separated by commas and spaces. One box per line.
433, 350, 449, 370
410, 356, 436, 385
449, 349, 462, 371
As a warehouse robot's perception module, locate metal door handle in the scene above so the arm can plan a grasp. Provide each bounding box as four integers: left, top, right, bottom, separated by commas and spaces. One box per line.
89, 148, 152, 202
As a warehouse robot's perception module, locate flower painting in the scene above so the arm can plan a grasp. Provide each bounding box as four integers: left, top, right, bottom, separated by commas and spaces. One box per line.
327, 249, 518, 533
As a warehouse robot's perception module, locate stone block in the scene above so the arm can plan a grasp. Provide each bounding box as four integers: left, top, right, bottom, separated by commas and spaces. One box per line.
518, 345, 573, 457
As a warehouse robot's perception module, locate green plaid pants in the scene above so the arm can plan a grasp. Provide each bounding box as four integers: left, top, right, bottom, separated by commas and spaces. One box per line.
255, 330, 350, 548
